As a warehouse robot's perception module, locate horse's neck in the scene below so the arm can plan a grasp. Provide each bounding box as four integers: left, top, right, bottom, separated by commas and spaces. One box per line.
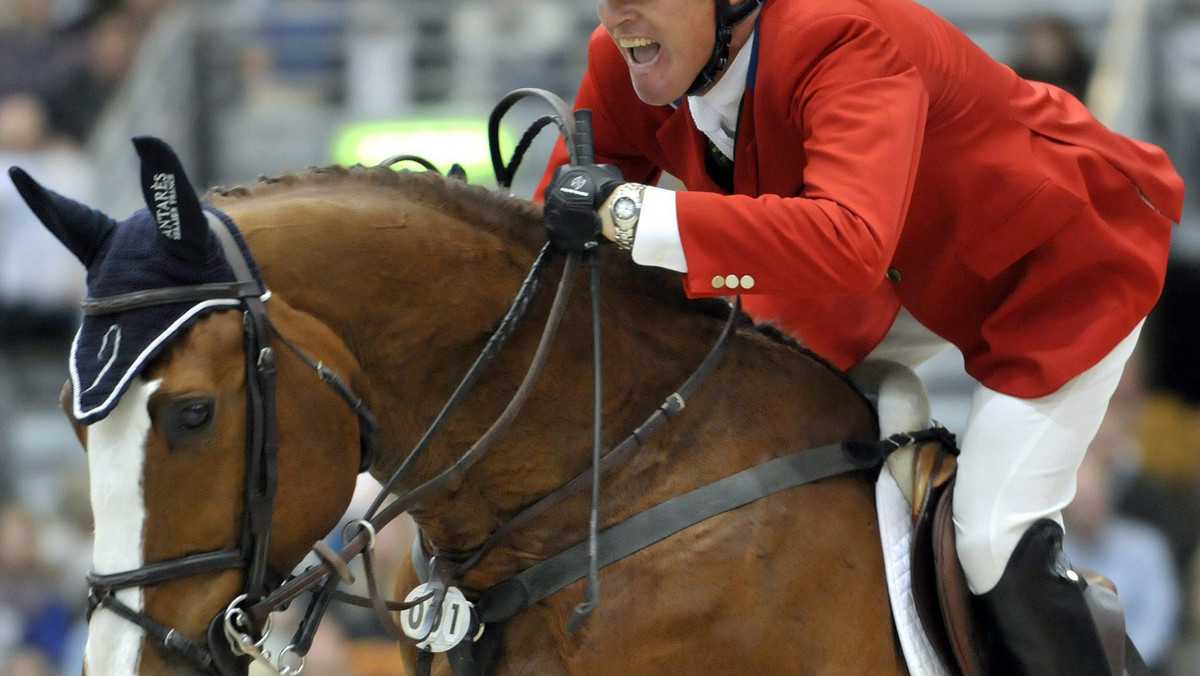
239, 194, 872, 565
374, 278, 737, 547
388, 294, 872, 576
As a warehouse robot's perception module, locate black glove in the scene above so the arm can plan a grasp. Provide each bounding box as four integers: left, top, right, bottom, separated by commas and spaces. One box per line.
543, 163, 623, 251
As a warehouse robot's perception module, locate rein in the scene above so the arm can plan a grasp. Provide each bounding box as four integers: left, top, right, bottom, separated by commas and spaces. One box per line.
225, 90, 741, 670
238, 90, 592, 637
243, 245, 581, 637
237, 90, 829, 676
237, 91, 774, 675
242, 249, 746, 673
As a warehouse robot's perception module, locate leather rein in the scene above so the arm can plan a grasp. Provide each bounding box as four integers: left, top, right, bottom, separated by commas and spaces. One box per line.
214, 91, 748, 673
77, 103, 639, 672
239, 91, 884, 676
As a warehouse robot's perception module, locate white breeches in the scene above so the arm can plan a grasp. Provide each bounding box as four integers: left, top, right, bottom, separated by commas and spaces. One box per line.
866, 309, 1143, 594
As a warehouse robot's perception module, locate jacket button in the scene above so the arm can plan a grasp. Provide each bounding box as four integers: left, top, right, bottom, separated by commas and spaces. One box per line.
712, 275, 726, 289
886, 267, 902, 283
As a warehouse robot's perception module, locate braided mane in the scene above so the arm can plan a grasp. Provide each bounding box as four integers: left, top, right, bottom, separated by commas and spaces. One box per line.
205, 164, 547, 252
203, 163, 843, 372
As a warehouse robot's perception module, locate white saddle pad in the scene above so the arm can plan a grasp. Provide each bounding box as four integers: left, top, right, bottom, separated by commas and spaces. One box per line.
876, 463, 951, 676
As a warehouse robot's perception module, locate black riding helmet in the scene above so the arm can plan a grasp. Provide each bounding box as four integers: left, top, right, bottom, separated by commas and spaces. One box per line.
685, 0, 764, 95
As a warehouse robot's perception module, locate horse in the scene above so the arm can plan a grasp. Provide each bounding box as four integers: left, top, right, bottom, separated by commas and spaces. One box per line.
10, 136, 906, 675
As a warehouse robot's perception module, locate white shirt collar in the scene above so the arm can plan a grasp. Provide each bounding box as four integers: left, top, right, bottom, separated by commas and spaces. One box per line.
687, 31, 755, 159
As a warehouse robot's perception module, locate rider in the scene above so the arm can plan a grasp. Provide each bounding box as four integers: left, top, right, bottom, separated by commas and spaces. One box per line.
538, 0, 1184, 673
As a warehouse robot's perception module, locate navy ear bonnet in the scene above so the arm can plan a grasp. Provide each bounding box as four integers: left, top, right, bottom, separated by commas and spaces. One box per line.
7, 136, 264, 425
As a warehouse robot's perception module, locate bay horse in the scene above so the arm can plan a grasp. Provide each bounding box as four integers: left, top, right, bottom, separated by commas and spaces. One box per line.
10, 136, 903, 675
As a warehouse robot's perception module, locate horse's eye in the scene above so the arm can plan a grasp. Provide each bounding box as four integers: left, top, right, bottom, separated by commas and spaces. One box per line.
157, 397, 216, 445
179, 402, 212, 429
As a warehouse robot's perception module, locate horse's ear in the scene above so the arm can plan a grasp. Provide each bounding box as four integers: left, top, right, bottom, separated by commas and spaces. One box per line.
7, 166, 116, 267
132, 136, 208, 262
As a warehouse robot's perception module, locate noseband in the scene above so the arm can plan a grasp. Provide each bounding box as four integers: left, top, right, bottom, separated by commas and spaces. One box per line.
84, 210, 379, 674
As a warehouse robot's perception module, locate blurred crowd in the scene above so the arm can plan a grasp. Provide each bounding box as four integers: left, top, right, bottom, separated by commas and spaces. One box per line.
0, 0, 157, 349
0, 1, 1199, 675
1, 1, 166, 673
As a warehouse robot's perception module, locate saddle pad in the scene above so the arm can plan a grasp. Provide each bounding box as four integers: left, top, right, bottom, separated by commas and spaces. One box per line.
877, 463, 951, 676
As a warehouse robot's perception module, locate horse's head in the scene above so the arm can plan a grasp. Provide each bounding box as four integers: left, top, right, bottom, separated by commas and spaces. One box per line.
9, 138, 377, 675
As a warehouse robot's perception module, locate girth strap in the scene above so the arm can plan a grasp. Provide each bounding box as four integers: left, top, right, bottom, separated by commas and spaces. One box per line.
448, 439, 882, 625
406, 438, 883, 675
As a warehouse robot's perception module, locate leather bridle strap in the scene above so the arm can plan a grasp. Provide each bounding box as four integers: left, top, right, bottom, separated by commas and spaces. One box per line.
80, 282, 263, 315
90, 589, 216, 671
85, 547, 248, 670
206, 209, 278, 604
75, 206, 381, 673
87, 550, 244, 597
264, 321, 380, 473
239, 295, 277, 601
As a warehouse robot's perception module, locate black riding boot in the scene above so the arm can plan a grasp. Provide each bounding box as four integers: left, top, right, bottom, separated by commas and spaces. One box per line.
977, 518, 1114, 676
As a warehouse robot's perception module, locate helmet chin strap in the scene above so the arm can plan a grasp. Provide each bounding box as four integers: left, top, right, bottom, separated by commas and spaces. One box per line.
684, 0, 763, 96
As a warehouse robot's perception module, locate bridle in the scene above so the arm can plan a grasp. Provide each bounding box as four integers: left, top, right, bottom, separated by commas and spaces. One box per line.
83, 208, 380, 675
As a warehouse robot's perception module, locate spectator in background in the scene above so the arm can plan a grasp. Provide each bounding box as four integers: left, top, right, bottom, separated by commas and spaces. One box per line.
1162, 0, 1200, 219
0, 91, 90, 348
1122, 260, 1200, 584
344, 0, 414, 117
448, 0, 579, 107
1011, 14, 1095, 102
115, 0, 170, 25
44, 6, 141, 144
0, 503, 80, 674
0, 0, 87, 101
1063, 416, 1182, 672
3, 645, 56, 676
2, 1, 161, 146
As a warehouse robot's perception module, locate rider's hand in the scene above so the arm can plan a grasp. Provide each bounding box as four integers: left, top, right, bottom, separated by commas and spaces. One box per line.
543, 163, 623, 251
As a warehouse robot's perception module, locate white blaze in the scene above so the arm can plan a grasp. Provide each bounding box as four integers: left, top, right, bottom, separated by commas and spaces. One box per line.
85, 378, 160, 676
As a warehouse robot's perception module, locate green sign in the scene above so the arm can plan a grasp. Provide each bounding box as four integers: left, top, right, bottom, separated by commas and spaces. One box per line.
332, 118, 506, 186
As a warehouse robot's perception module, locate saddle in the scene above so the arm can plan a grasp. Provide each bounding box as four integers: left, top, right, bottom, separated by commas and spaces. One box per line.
850, 360, 1131, 676
902, 442, 1129, 676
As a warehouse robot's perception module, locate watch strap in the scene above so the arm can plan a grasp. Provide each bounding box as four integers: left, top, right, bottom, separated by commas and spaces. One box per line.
610, 183, 646, 250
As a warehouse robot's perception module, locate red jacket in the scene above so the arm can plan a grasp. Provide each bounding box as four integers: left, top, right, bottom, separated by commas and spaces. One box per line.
542, 0, 1183, 398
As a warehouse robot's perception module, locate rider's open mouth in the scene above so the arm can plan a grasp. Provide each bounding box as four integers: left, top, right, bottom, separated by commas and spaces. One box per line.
618, 37, 661, 64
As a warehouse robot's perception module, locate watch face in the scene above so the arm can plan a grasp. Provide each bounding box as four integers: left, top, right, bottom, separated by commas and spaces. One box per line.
613, 196, 637, 221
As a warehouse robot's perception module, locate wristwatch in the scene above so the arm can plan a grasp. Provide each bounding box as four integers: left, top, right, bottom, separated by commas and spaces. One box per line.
608, 183, 646, 250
